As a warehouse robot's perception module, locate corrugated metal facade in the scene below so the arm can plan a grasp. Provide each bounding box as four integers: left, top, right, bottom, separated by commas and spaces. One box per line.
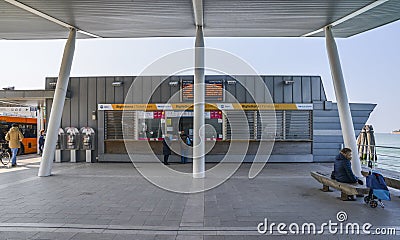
45, 75, 375, 162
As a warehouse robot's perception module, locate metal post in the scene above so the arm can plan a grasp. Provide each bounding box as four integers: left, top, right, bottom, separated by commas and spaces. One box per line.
40, 105, 45, 132
38, 29, 76, 177
36, 107, 40, 154
193, 25, 205, 178
325, 26, 362, 178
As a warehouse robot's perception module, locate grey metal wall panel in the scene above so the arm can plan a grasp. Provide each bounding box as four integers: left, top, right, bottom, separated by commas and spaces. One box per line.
169, 76, 181, 103
235, 80, 246, 102
232, 76, 245, 102
313, 110, 374, 118
122, 77, 134, 104
292, 76, 302, 103
283, 76, 293, 103
87, 77, 98, 161
225, 76, 236, 102
97, 111, 105, 159
313, 122, 342, 130
254, 77, 265, 103
314, 116, 369, 124
61, 96, 71, 162
263, 76, 273, 102
160, 77, 170, 103
311, 76, 321, 101
61, 149, 70, 163
114, 77, 124, 103
62, 100, 71, 127
301, 77, 311, 103
132, 76, 143, 103
45, 99, 52, 130
314, 122, 367, 131
150, 76, 162, 103
79, 78, 88, 127
105, 77, 115, 103
78, 77, 88, 162
142, 76, 152, 103
244, 76, 255, 103
313, 135, 344, 143
96, 77, 106, 156
320, 81, 327, 101
314, 155, 336, 162
313, 143, 342, 149
312, 102, 375, 162
70, 78, 80, 162
313, 101, 324, 110
273, 76, 283, 103
70, 78, 80, 128
313, 148, 342, 156
349, 103, 377, 111
96, 77, 106, 103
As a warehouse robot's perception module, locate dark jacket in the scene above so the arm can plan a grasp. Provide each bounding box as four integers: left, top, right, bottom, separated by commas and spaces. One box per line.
162, 138, 171, 155
39, 135, 45, 146
334, 153, 358, 183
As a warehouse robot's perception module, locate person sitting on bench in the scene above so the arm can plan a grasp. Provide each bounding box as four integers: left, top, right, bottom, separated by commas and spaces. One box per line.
332, 148, 363, 185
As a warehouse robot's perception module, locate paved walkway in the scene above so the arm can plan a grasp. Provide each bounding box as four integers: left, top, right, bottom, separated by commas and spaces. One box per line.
0, 155, 399, 239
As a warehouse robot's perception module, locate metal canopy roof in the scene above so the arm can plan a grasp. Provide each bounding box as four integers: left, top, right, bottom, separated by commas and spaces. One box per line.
0, 90, 70, 106
1, 0, 399, 40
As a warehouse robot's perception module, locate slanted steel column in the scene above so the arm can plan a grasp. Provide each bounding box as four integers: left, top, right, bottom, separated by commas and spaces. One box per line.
38, 29, 76, 177
193, 25, 205, 178
325, 26, 362, 178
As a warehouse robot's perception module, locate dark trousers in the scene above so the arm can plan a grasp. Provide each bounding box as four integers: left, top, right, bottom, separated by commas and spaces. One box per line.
163, 154, 169, 164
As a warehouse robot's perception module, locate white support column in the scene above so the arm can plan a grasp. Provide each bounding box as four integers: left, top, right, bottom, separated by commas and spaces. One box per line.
325, 26, 362, 178
36, 107, 40, 154
40, 105, 45, 132
38, 29, 76, 177
193, 25, 205, 178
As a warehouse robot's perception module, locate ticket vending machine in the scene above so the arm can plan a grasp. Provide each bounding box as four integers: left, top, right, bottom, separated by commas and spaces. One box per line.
55, 128, 65, 163
80, 127, 95, 163
65, 127, 79, 162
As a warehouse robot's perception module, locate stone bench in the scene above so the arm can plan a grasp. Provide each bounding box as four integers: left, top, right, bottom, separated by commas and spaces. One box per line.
311, 171, 369, 201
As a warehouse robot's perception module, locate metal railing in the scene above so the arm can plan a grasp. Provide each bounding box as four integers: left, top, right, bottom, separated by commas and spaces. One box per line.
357, 144, 400, 170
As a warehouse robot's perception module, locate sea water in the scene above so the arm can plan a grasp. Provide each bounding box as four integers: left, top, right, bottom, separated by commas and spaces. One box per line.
374, 133, 400, 172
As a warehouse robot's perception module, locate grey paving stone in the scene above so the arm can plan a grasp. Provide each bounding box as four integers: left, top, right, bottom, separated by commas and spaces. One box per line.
204, 236, 226, 240
0, 231, 38, 239
176, 235, 204, 240
154, 234, 176, 240
1, 160, 399, 239
69, 233, 116, 240
113, 234, 156, 240
31, 232, 77, 240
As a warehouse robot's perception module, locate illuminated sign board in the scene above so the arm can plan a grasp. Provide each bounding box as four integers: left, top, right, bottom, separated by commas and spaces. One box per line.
182, 79, 223, 102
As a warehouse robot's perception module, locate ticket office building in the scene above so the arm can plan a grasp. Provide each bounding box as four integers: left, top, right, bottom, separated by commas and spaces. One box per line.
45, 75, 375, 163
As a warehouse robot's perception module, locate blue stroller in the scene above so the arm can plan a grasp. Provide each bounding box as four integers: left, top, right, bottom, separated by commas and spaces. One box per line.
364, 165, 391, 208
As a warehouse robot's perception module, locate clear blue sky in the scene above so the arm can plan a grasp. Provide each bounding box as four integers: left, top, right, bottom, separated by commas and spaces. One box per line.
0, 21, 399, 133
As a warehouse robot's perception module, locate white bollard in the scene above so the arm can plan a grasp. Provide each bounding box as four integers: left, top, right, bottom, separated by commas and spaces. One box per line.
85, 150, 91, 163
55, 150, 61, 163
70, 150, 76, 163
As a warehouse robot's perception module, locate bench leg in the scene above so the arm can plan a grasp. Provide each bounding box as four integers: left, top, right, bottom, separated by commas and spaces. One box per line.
321, 185, 332, 192
340, 192, 355, 201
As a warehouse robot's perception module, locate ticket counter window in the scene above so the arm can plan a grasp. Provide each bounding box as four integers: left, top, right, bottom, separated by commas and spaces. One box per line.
138, 111, 163, 140
168, 111, 223, 140
138, 119, 162, 139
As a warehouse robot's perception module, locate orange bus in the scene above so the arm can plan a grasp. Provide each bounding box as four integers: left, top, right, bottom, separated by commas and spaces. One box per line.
0, 116, 38, 154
